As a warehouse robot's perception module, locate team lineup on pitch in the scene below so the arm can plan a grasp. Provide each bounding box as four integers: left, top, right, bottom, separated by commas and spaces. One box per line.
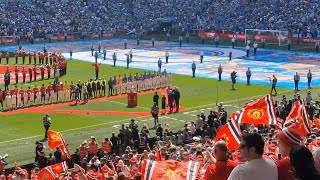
0, 37, 319, 168
1, 38, 320, 89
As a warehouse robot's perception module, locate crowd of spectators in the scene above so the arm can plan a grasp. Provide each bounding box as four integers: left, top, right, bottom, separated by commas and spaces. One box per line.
0, 0, 319, 38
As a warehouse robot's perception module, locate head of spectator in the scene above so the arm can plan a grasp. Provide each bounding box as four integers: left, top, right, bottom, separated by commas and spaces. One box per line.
214, 141, 228, 161
239, 133, 264, 161
289, 146, 320, 180
276, 128, 301, 157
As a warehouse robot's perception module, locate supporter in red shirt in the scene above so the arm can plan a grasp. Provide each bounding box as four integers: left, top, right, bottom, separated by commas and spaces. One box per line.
204, 141, 238, 180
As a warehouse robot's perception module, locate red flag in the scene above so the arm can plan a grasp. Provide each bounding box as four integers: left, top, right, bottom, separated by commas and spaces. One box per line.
286, 101, 301, 121
141, 159, 200, 180
287, 103, 311, 136
215, 120, 242, 151
237, 94, 276, 125
156, 150, 162, 161
47, 130, 63, 150
57, 132, 72, 158
47, 130, 71, 158
38, 162, 68, 180
51, 161, 68, 175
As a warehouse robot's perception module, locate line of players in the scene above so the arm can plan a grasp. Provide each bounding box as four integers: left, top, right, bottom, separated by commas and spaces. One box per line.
108, 72, 172, 96
0, 72, 173, 111
0, 49, 64, 65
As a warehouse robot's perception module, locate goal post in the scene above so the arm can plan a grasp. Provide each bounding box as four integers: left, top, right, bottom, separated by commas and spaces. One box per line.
245, 29, 288, 46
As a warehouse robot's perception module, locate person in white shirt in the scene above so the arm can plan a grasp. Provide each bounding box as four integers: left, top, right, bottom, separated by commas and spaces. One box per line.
11, 93, 17, 109
195, 115, 203, 136
165, 50, 169, 63
29, 92, 34, 106
200, 51, 204, 63
36, 91, 41, 105
23, 92, 28, 107
231, 36, 236, 48
294, 72, 300, 91
5, 93, 12, 111
307, 69, 312, 88
246, 45, 250, 57
253, 42, 258, 54
228, 133, 278, 180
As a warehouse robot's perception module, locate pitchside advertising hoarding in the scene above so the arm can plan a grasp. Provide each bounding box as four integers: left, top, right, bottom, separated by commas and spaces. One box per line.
198, 31, 320, 43
0, 32, 114, 44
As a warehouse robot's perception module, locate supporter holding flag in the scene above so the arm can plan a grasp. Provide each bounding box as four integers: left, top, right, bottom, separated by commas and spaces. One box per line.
47, 130, 71, 158
215, 119, 242, 151
204, 141, 238, 180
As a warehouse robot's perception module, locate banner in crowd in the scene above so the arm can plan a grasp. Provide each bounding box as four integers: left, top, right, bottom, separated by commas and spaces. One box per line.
47, 130, 71, 158
236, 94, 276, 125
141, 159, 199, 180
38, 161, 68, 180
0, 36, 16, 44
215, 119, 242, 151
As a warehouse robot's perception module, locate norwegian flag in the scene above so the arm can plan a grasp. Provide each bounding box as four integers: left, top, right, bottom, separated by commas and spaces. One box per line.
215, 120, 242, 151
38, 161, 68, 180
236, 94, 276, 125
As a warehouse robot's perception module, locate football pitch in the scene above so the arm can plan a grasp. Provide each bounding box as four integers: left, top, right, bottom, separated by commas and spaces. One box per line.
0, 38, 318, 167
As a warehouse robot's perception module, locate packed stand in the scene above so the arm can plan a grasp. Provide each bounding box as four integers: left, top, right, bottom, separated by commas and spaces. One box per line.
0, 0, 319, 37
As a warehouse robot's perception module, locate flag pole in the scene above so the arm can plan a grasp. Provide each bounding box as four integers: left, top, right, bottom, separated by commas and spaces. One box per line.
216, 84, 218, 106
238, 93, 240, 111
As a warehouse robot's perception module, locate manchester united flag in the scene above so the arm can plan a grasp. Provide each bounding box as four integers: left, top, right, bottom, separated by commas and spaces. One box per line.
215, 120, 242, 151
47, 130, 71, 158
287, 103, 311, 136
286, 101, 301, 121
141, 160, 199, 180
38, 161, 68, 180
237, 94, 276, 125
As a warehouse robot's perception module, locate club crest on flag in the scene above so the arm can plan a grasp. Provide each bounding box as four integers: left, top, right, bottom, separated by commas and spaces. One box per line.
52, 165, 62, 171
161, 164, 180, 179
49, 134, 60, 142
247, 109, 265, 119
41, 174, 49, 180
221, 134, 230, 145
